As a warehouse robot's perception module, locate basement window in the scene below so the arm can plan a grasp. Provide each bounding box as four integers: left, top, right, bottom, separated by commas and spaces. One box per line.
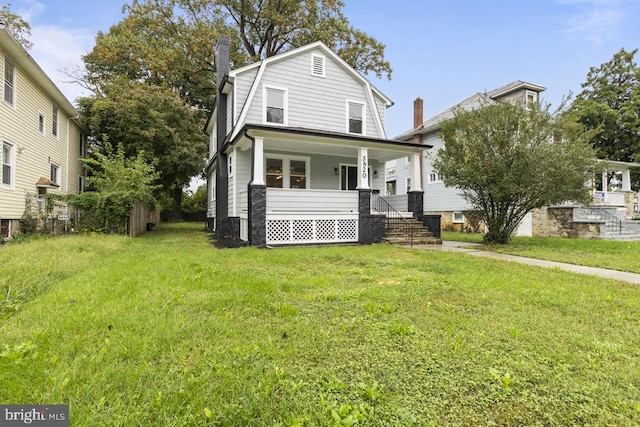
453, 212, 465, 223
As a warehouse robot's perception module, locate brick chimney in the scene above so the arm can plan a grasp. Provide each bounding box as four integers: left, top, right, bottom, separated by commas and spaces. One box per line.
413, 97, 423, 144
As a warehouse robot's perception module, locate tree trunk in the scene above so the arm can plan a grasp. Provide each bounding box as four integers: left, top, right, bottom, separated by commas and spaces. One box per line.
171, 185, 183, 221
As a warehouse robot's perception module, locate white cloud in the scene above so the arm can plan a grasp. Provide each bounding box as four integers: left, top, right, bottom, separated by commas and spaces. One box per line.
559, 0, 628, 45
29, 24, 94, 104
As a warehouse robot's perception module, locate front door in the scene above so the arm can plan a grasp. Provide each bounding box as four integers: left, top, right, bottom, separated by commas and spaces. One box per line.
340, 165, 358, 190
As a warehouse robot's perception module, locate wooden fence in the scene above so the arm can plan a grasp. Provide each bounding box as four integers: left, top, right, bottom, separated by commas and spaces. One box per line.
129, 201, 160, 237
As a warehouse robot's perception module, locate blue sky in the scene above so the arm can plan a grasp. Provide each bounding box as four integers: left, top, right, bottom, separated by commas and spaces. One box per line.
9, 0, 640, 137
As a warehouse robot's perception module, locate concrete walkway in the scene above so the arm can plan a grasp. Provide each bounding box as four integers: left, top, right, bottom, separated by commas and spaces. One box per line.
413, 241, 640, 285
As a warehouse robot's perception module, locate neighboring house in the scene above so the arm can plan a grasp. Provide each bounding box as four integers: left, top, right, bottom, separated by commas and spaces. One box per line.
393, 81, 640, 238
1, 27, 85, 238
205, 39, 427, 247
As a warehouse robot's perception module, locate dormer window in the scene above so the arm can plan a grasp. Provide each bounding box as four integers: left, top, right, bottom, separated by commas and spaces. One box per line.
347, 101, 364, 134
525, 90, 538, 109
265, 87, 286, 125
311, 54, 325, 77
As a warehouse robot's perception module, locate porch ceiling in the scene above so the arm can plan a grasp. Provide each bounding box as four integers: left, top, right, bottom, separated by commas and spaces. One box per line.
233, 124, 427, 162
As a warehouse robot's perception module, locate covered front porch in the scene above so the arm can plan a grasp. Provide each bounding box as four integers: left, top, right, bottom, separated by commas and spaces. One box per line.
592, 160, 640, 218
217, 124, 425, 246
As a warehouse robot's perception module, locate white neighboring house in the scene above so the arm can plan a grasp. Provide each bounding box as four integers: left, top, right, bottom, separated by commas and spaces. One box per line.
392, 81, 640, 237
205, 39, 427, 247
1, 27, 85, 239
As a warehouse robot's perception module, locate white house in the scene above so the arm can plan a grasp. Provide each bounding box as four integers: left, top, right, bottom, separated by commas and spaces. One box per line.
1, 27, 85, 239
204, 39, 433, 246
392, 81, 640, 237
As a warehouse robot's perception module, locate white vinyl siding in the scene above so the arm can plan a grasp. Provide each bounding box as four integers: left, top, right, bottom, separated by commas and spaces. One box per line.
240, 48, 383, 137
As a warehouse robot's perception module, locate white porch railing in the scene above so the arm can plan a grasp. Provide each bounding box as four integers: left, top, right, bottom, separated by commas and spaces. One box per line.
266, 212, 359, 245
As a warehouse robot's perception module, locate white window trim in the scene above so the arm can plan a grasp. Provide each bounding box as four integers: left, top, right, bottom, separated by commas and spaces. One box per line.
228, 154, 234, 177
453, 211, 465, 224
311, 53, 325, 78
3, 58, 16, 108
346, 100, 366, 136
525, 90, 538, 110
428, 171, 442, 184
50, 162, 60, 186
265, 153, 310, 189
263, 85, 288, 126
405, 177, 411, 194
2, 140, 15, 189
52, 106, 59, 138
38, 112, 45, 135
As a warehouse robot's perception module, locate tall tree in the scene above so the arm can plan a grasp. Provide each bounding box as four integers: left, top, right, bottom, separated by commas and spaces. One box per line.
81, 0, 392, 116
568, 48, 640, 189
78, 80, 208, 219
434, 102, 596, 244
0, 3, 32, 50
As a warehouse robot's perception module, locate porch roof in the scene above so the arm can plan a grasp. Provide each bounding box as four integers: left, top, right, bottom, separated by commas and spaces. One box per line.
225, 123, 430, 162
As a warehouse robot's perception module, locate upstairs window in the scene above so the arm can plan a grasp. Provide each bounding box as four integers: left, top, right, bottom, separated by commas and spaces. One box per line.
2, 142, 13, 186
50, 163, 60, 186
347, 101, 364, 134
39, 113, 45, 134
525, 90, 538, 109
52, 106, 58, 137
4, 58, 15, 106
265, 87, 286, 125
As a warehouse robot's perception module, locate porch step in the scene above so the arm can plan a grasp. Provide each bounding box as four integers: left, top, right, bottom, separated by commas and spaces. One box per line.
383, 216, 442, 245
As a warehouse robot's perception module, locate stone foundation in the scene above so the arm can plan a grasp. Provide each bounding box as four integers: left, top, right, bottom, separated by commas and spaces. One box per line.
534, 207, 602, 239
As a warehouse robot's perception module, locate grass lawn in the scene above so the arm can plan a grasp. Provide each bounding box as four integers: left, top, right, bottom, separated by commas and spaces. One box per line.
442, 231, 640, 274
1, 223, 639, 425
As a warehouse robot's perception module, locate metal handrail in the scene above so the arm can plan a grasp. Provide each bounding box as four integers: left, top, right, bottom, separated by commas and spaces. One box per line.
371, 193, 415, 247
581, 206, 624, 234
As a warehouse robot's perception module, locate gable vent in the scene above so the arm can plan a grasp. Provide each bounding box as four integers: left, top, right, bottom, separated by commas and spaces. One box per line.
311, 54, 325, 77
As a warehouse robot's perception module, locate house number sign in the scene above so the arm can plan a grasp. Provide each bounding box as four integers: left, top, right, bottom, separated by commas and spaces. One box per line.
361, 155, 368, 179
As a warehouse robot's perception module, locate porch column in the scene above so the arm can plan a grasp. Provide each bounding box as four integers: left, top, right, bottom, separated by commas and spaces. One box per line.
622, 169, 632, 192
602, 171, 608, 200
410, 152, 422, 191
252, 136, 265, 185
408, 152, 424, 216
249, 136, 267, 247
357, 147, 370, 190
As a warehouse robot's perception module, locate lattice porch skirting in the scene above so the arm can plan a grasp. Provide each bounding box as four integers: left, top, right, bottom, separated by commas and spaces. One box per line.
266, 213, 358, 245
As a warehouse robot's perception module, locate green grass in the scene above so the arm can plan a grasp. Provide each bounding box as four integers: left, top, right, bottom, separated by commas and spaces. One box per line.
442, 231, 640, 274
1, 223, 640, 425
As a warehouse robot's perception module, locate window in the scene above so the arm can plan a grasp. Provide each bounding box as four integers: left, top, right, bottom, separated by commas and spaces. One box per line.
289, 159, 306, 189
2, 142, 13, 187
265, 87, 286, 125
228, 154, 233, 176
386, 180, 396, 196
52, 106, 58, 137
50, 163, 60, 186
405, 177, 411, 193
428, 172, 441, 183
311, 54, 325, 77
453, 212, 465, 223
38, 113, 45, 134
347, 101, 364, 134
266, 158, 283, 188
4, 58, 15, 106
525, 90, 537, 109
265, 155, 309, 189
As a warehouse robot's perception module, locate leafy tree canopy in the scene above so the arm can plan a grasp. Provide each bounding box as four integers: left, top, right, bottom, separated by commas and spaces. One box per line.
81, 0, 392, 116
434, 101, 596, 244
0, 3, 32, 50
568, 48, 640, 189
77, 79, 208, 218
67, 140, 160, 233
